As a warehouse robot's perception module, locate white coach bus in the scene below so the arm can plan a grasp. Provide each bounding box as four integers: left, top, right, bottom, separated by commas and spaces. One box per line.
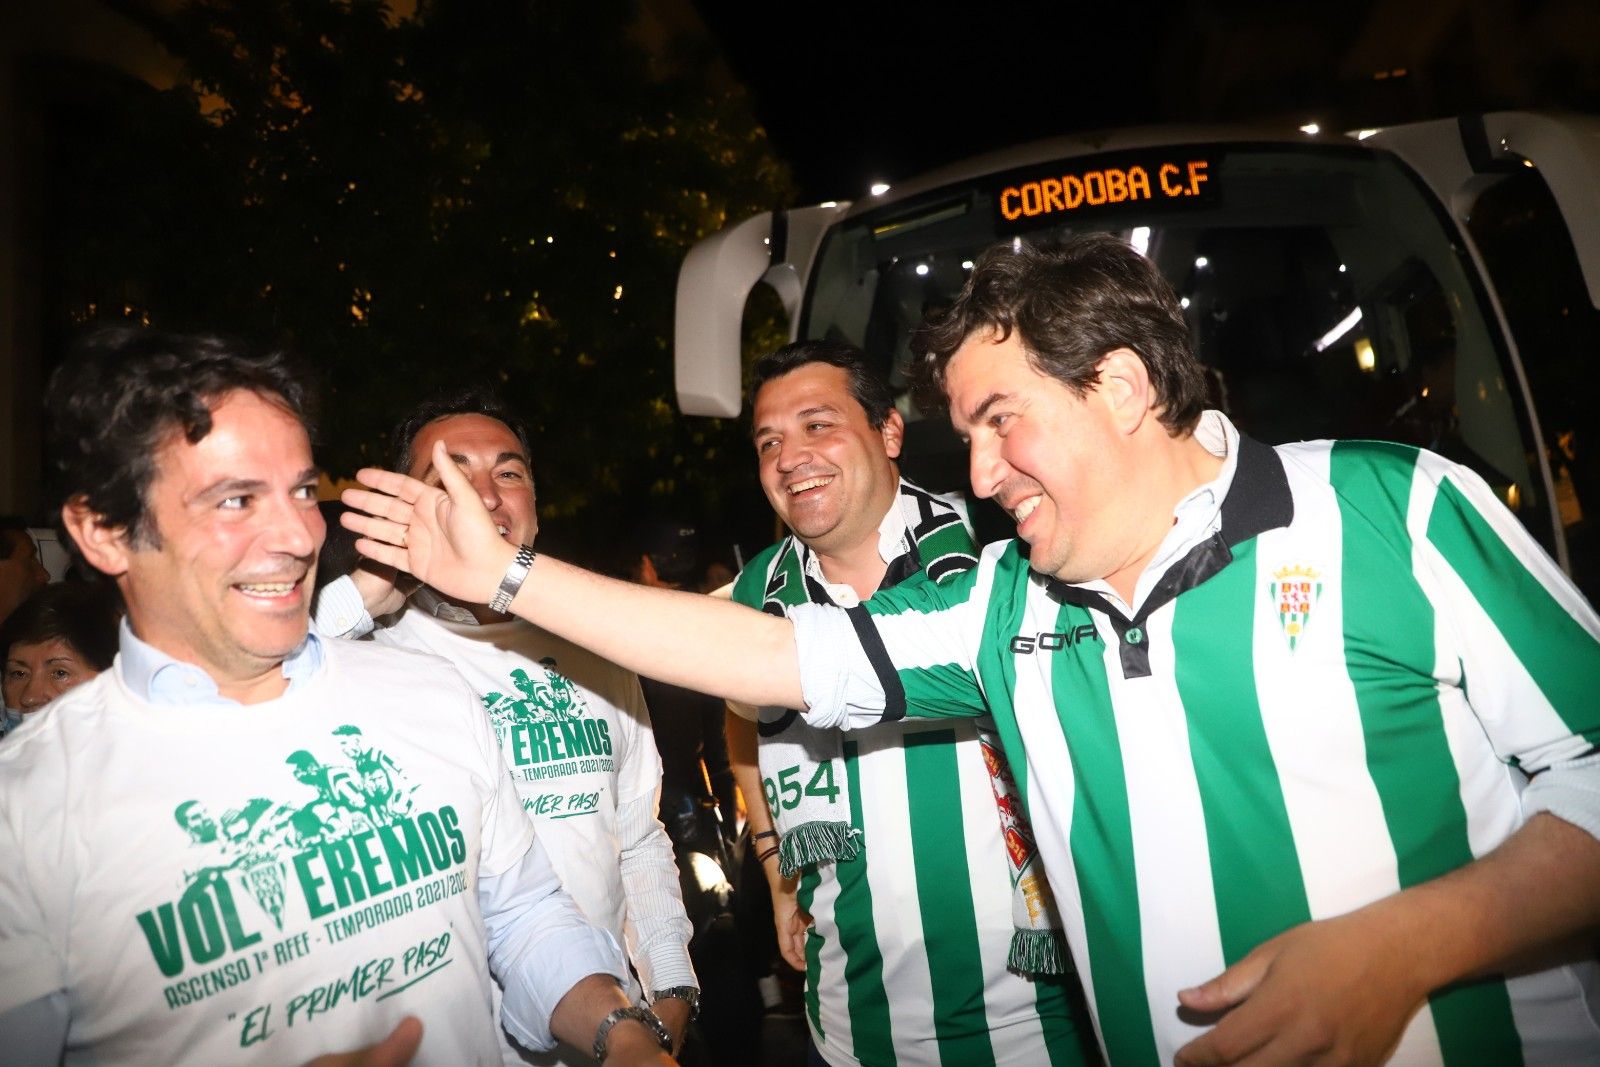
674, 113, 1600, 596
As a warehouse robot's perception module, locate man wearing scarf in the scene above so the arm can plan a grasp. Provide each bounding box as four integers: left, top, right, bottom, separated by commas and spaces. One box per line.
726, 341, 1095, 1067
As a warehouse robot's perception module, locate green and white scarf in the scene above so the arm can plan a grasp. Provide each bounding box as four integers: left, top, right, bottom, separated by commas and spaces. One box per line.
744, 480, 1069, 976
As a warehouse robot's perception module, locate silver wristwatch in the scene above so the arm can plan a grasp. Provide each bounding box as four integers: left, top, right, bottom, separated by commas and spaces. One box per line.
592, 1004, 672, 1062
651, 984, 701, 1022
488, 543, 536, 614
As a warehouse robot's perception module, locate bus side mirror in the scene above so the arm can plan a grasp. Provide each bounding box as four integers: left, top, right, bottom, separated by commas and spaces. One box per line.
674, 203, 851, 417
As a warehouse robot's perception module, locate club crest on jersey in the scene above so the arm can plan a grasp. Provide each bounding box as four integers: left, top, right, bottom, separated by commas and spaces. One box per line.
1269, 564, 1322, 651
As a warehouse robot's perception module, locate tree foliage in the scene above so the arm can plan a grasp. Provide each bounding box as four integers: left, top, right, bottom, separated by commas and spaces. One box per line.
50, 0, 793, 565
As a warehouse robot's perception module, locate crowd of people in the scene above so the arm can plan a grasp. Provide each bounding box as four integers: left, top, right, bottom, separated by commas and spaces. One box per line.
1, 233, 1596, 1067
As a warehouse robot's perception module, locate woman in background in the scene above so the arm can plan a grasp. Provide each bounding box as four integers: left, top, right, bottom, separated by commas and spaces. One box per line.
2, 582, 120, 734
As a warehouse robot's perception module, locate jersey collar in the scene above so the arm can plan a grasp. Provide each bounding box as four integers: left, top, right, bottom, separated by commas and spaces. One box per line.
1039, 414, 1294, 679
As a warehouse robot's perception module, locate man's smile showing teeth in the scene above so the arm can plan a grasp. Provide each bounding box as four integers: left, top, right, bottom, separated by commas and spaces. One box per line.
496, 524, 510, 537
236, 581, 299, 598
1013, 497, 1041, 524
788, 476, 833, 495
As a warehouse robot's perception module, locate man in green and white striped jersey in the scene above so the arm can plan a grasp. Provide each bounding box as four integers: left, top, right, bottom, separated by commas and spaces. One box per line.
774, 235, 1600, 1067
342, 235, 1600, 1067
725, 340, 1095, 1067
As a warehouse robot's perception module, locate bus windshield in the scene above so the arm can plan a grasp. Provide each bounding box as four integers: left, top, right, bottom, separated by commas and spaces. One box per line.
801, 141, 1553, 552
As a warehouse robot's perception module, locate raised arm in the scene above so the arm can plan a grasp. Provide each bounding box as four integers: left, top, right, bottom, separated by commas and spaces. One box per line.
340, 441, 805, 710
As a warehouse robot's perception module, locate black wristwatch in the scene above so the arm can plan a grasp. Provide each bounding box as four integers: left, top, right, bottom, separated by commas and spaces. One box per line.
651, 984, 701, 1022
592, 1005, 672, 1062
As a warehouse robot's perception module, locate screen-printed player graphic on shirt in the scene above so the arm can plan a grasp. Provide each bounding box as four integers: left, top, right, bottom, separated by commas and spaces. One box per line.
137, 723, 466, 997
481, 659, 616, 808
161, 725, 421, 935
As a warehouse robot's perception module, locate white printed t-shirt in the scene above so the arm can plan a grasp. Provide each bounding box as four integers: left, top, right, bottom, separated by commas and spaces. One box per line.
368, 607, 694, 1066
0, 637, 555, 1065
376, 609, 692, 999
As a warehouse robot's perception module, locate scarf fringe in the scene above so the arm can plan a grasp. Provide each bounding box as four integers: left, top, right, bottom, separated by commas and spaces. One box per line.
1007, 928, 1070, 977
778, 820, 861, 878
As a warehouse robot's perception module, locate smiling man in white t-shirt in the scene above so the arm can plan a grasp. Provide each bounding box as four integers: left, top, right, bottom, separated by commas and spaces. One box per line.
0, 328, 676, 1067
315, 386, 697, 1066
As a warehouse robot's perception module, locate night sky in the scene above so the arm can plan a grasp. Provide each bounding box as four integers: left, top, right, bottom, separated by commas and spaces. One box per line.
689, 0, 1600, 204
691, 2, 1168, 202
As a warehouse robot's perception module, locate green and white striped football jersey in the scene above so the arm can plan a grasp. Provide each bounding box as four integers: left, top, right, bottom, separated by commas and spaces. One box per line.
795, 424, 1600, 1066
736, 481, 1094, 1067
792, 718, 1091, 1067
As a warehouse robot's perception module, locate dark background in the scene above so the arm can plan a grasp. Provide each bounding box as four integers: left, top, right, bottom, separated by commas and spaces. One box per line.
694, 0, 1600, 201
6, 0, 1600, 572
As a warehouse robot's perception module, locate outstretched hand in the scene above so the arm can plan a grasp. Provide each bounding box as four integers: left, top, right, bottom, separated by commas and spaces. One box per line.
303, 1017, 422, 1067
341, 439, 518, 605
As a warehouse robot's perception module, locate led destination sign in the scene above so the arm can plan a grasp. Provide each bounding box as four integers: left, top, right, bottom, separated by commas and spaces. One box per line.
987, 150, 1221, 230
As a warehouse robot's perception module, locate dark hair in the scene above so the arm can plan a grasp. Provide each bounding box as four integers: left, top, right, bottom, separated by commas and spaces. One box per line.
45, 326, 317, 553
909, 233, 1207, 433
749, 339, 897, 430
389, 386, 532, 474
1, 582, 122, 672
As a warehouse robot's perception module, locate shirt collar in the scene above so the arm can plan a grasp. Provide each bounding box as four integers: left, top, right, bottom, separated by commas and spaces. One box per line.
118, 618, 324, 708
1042, 410, 1294, 616
1066, 410, 1238, 612
800, 480, 914, 608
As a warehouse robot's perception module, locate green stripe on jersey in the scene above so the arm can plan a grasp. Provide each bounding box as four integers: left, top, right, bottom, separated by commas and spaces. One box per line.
1427, 477, 1600, 737
1172, 538, 1312, 962
1035, 976, 1098, 1067
974, 549, 1094, 1067
799, 866, 825, 1037
974, 548, 1033, 809
833, 739, 896, 1066
1330, 442, 1523, 1064
1050, 599, 1160, 1067
866, 562, 990, 721
903, 729, 995, 1067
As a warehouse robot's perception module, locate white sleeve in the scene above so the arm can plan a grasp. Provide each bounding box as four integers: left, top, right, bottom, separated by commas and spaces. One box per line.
613, 679, 696, 992
311, 574, 377, 639
1523, 750, 1600, 841
481, 839, 627, 1051
616, 794, 696, 994
789, 602, 890, 729
0, 992, 68, 1067
0, 812, 64, 1014
790, 598, 988, 728
1414, 454, 1600, 772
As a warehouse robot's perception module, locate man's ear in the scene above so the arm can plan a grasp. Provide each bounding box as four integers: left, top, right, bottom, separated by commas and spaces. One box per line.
60, 496, 133, 578
880, 408, 906, 461
1095, 348, 1154, 435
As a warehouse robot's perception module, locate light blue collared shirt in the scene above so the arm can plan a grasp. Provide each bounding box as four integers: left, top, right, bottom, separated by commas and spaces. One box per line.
117, 619, 324, 707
